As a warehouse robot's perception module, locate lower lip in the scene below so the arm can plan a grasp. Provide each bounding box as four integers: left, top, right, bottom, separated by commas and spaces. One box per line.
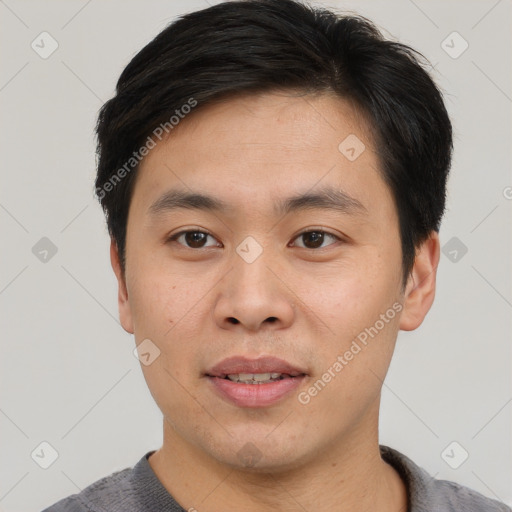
207, 376, 305, 408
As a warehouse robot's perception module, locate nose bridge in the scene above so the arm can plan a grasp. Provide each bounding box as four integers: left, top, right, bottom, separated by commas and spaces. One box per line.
231, 234, 277, 301
213, 235, 295, 331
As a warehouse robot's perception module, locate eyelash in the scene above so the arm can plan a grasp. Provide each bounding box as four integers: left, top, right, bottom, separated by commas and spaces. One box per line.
167, 229, 342, 250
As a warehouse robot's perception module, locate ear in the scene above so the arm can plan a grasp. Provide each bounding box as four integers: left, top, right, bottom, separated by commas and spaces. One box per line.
110, 239, 134, 334
399, 231, 440, 331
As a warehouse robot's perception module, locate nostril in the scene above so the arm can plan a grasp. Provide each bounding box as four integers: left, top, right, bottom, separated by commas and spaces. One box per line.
266, 317, 277, 323
228, 318, 239, 324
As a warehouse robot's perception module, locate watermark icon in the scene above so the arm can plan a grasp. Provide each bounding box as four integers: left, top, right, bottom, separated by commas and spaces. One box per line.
503, 186, 512, 200
441, 441, 469, 469
96, 97, 198, 200
237, 442, 263, 468
31, 31, 59, 59
32, 237, 58, 263
31, 441, 59, 469
442, 236, 468, 263
236, 236, 263, 263
441, 31, 469, 59
298, 302, 403, 405
133, 338, 161, 366
338, 134, 366, 161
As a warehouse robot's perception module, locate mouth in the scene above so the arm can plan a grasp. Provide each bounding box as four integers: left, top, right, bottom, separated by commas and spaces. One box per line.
206, 355, 307, 377
218, 371, 304, 384
204, 356, 308, 407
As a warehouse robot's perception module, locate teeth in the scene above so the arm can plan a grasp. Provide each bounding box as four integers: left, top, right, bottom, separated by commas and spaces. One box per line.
226, 372, 286, 383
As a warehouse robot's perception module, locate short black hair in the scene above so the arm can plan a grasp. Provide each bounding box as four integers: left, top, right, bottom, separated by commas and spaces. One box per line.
95, 0, 452, 288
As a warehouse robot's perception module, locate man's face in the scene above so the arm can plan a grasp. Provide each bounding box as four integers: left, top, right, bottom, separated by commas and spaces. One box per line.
116, 91, 412, 470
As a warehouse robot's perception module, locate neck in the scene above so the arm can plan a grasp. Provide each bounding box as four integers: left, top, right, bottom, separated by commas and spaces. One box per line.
148, 412, 407, 512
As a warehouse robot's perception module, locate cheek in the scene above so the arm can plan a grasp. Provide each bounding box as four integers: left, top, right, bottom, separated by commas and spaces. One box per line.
128, 262, 209, 368
293, 250, 402, 396
128, 262, 196, 334
295, 253, 400, 334
298, 306, 400, 435
131, 276, 202, 414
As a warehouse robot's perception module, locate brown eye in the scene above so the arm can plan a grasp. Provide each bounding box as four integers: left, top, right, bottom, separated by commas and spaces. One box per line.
292, 230, 339, 249
169, 230, 219, 249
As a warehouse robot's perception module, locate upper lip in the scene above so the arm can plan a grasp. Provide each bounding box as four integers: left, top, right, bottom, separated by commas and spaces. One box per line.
206, 356, 307, 378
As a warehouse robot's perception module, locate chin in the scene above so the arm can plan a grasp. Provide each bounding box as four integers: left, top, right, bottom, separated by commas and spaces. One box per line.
202, 425, 315, 473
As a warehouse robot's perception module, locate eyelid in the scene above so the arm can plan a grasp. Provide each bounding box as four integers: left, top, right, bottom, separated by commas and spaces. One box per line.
290, 226, 342, 239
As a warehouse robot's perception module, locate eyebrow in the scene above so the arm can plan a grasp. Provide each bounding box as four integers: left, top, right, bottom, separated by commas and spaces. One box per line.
147, 185, 367, 218
276, 185, 367, 217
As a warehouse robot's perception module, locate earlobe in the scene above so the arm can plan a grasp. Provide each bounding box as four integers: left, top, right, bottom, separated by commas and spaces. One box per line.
399, 231, 440, 331
110, 239, 134, 334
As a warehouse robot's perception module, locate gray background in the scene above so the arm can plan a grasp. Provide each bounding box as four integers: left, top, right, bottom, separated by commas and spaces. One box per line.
0, 1, 510, 511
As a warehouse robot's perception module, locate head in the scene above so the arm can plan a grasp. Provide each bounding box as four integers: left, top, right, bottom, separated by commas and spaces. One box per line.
95, 0, 452, 471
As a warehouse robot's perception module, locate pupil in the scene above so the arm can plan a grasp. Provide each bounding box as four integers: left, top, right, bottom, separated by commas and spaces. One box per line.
304, 231, 323, 248
186, 231, 206, 248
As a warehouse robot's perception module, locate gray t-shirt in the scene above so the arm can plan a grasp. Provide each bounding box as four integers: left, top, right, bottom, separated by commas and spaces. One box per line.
42, 445, 510, 512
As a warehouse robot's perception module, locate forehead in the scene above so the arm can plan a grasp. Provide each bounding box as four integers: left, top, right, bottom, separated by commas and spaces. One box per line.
131, 91, 394, 223
165, 90, 372, 152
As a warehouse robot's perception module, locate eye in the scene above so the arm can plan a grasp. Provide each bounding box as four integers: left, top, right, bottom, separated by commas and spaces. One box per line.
168, 230, 221, 249
291, 229, 341, 249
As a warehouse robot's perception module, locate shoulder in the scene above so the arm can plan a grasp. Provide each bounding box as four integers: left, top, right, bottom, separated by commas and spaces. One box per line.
429, 477, 511, 512
42, 450, 186, 512
380, 445, 511, 512
41, 460, 138, 512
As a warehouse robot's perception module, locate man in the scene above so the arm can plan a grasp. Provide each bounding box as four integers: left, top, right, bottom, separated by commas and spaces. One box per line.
43, 0, 510, 510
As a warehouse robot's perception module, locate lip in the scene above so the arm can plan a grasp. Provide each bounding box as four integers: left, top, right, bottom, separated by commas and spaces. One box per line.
205, 356, 307, 378
205, 356, 308, 408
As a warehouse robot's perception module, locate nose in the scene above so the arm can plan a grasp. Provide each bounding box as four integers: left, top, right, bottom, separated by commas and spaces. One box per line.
212, 244, 295, 333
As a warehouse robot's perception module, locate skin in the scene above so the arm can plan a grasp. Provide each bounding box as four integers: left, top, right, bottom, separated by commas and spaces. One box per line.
110, 90, 440, 512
